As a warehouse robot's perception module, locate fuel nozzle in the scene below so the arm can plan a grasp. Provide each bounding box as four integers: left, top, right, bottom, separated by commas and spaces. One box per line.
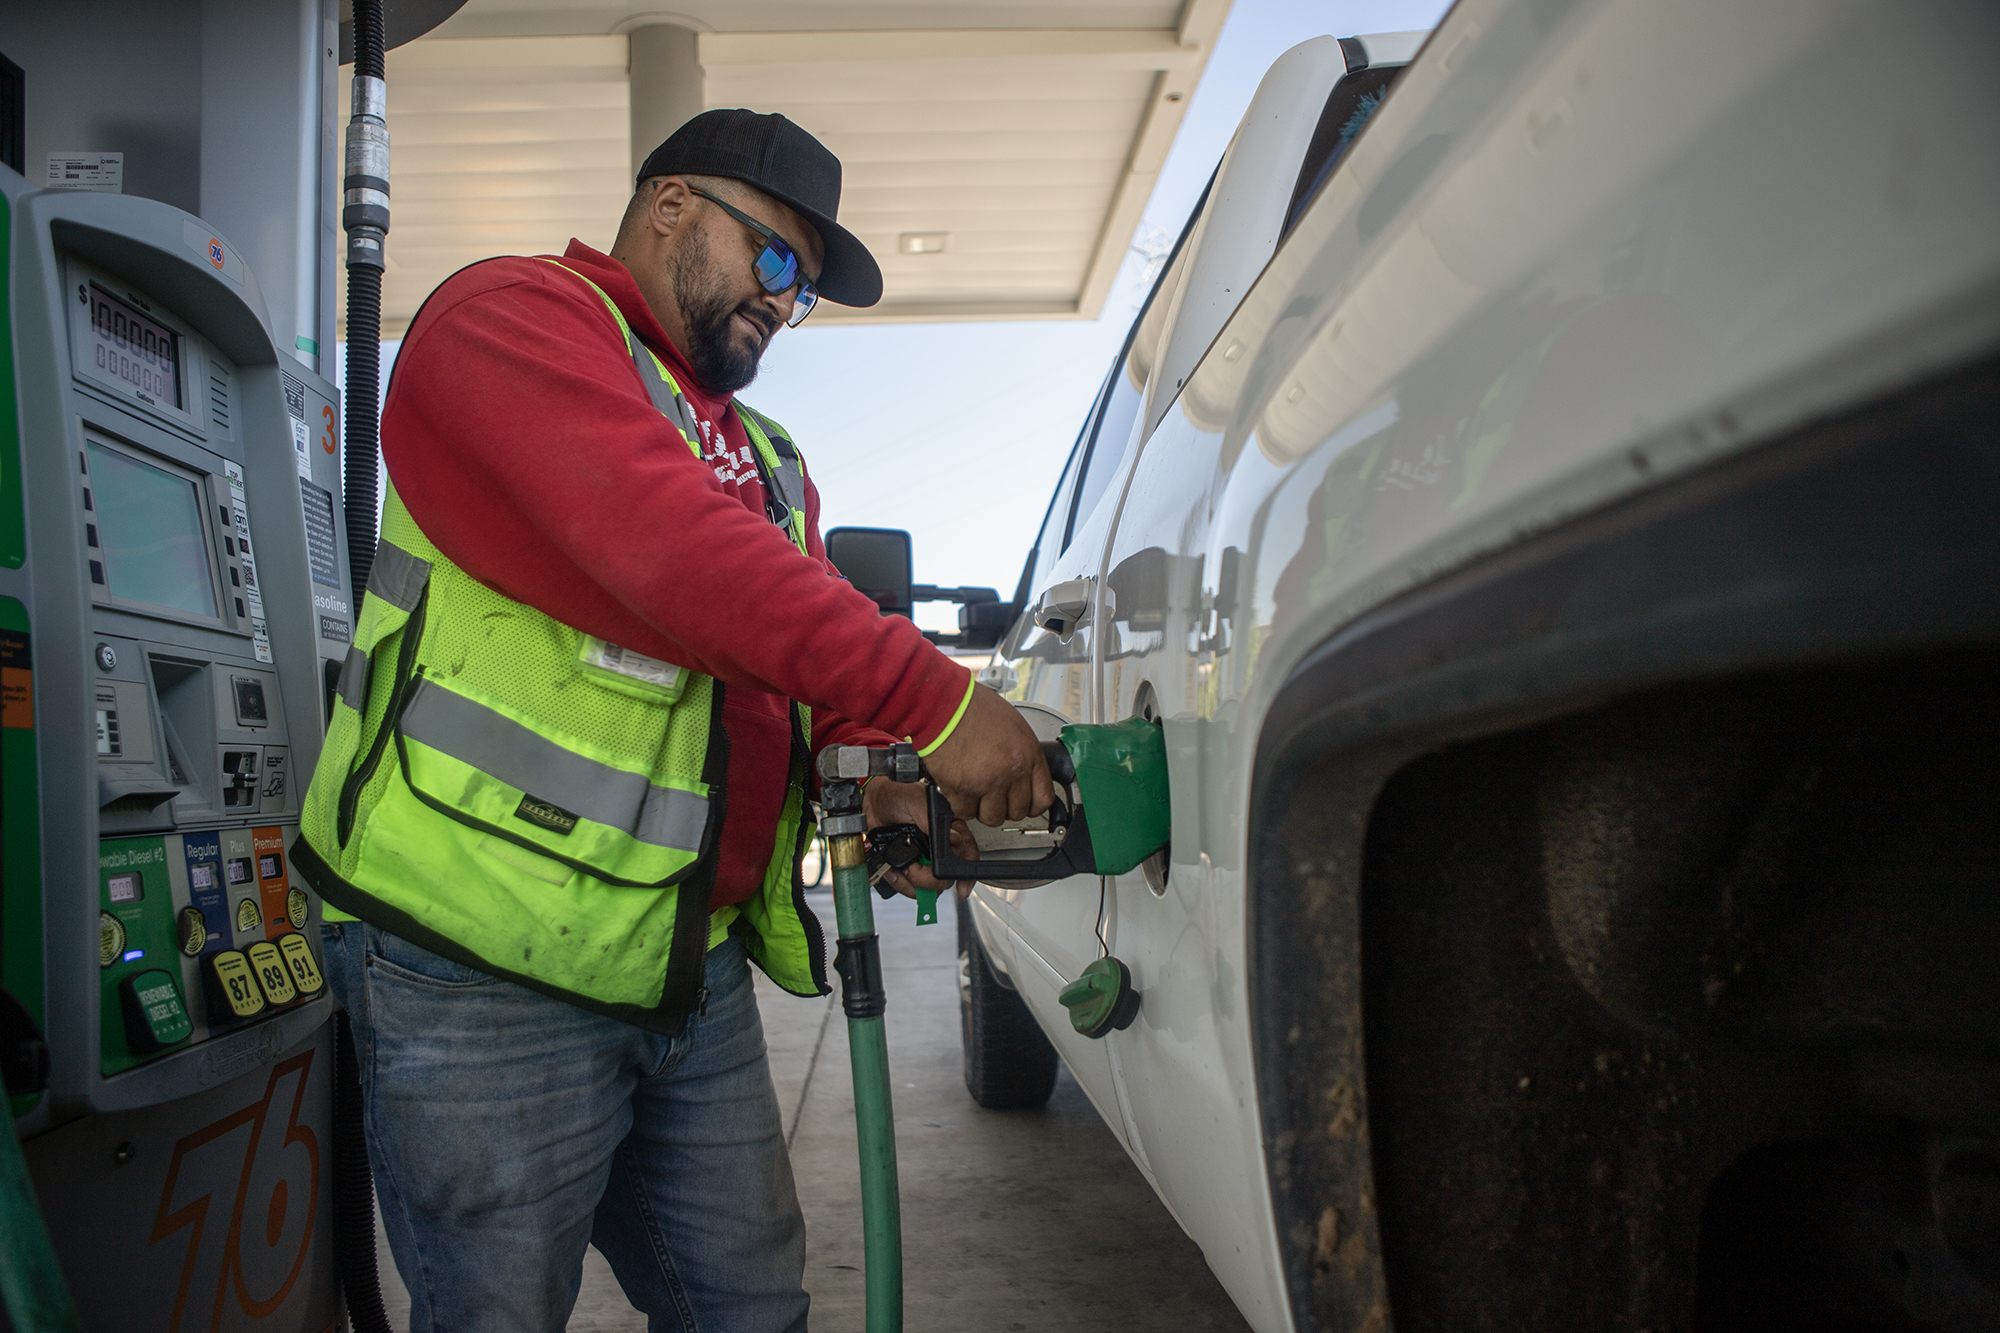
818, 743, 940, 923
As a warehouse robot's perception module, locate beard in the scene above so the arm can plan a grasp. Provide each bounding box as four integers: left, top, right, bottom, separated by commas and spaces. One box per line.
671, 226, 776, 394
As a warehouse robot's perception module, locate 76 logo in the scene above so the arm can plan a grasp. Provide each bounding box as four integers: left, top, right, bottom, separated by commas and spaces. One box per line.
149, 1050, 322, 1332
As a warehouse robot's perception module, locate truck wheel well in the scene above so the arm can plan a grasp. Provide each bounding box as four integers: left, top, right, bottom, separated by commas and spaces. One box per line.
1275, 650, 2000, 1330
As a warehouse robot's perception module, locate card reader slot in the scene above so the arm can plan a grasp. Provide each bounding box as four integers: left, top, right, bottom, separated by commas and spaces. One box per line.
151, 656, 217, 815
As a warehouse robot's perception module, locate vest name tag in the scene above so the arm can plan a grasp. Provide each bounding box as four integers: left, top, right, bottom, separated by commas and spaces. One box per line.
579, 637, 684, 695
515, 794, 580, 835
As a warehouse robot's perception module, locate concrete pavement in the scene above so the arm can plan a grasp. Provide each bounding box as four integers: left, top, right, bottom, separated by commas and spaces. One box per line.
370, 884, 1252, 1331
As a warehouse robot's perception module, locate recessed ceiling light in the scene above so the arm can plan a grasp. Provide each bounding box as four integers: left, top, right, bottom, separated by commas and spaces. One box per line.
898, 232, 948, 255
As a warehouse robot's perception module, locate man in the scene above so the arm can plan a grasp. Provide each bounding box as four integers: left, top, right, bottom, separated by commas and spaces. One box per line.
295, 109, 1052, 1331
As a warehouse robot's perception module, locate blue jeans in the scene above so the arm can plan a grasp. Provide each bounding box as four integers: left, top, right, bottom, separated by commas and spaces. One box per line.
323, 921, 809, 1333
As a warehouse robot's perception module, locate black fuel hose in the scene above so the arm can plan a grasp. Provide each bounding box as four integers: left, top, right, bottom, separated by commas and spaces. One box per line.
336, 4, 392, 1330
332, 1010, 391, 1333
342, 0, 389, 605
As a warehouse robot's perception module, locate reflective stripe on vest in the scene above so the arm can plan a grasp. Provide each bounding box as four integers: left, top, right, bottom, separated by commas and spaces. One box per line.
399, 678, 707, 852
336, 645, 369, 713
367, 539, 432, 611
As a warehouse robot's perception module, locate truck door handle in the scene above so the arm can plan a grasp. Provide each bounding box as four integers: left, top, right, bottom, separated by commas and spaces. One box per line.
1033, 578, 1095, 642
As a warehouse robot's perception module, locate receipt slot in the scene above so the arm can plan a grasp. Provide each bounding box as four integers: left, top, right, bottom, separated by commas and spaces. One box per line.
2, 170, 351, 1329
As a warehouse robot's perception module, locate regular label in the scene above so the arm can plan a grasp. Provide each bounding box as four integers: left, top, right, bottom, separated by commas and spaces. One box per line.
208, 950, 266, 1019
182, 830, 230, 954
299, 478, 340, 588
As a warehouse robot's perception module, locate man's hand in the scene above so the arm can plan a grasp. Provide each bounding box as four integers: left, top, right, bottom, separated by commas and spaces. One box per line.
863, 776, 978, 899
921, 684, 1054, 828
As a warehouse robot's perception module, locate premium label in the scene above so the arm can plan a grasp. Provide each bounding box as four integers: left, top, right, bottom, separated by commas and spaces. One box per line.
277, 933, 324, 996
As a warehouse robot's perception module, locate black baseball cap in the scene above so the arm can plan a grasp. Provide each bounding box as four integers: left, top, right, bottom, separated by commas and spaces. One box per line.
637, 109, 882, 308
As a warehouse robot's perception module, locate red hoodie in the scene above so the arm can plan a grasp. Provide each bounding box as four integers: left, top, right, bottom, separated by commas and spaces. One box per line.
379, 240, 972, 905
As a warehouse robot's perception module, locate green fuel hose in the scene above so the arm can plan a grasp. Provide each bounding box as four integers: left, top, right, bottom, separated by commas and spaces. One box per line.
0, 1092, 78, 1332
828, 833, 903, 1333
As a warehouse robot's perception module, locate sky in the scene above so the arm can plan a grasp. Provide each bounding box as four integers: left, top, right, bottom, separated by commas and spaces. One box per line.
342, 0, 1453, 631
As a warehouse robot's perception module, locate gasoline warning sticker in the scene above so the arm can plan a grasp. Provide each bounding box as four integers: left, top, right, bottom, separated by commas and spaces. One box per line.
290, 418, 313, 478
224, 461, 272, 663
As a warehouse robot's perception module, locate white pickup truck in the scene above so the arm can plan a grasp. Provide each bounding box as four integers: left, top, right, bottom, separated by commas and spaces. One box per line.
896, 1, 2000, 1329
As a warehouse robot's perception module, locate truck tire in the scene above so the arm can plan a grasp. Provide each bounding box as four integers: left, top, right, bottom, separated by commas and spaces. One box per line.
956, 892, 1059, 1108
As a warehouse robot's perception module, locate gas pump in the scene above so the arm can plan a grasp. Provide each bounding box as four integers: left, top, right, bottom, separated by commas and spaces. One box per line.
0, 2, 460, 1327
2, 173, 351, 1331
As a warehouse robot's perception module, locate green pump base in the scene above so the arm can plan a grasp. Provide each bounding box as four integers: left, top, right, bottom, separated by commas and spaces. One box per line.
1059, 956, 1141, 1038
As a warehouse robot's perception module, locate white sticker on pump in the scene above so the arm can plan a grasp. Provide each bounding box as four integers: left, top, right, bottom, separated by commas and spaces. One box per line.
289, 418, 313, 478
224, 462, 273, 664
46, 152, 122, 193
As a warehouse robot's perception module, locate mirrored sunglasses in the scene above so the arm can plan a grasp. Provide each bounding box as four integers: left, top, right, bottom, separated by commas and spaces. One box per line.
690, 187, 820, 327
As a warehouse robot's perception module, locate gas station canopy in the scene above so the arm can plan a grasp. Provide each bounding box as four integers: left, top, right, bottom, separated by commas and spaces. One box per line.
344, 0, 1229, 336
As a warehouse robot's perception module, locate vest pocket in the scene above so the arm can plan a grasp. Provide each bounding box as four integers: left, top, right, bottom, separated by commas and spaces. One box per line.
392, 676, 709, 887
475, 834, 571, 886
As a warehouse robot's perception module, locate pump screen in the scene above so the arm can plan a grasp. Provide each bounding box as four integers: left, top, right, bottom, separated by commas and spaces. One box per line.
89, 286, 181, 408
87, 442, 218, 619
108, 872, 142, 903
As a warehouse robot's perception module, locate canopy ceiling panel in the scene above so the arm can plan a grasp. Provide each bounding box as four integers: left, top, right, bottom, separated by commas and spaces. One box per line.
342, 0, 1228, 337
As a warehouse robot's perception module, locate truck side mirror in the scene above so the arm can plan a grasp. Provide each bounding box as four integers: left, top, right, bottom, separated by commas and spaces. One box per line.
826, 527, 914, 618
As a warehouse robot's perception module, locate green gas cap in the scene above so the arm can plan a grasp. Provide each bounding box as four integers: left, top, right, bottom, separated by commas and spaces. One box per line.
121, 969, 193, 1051
1058, 956, 1141, 1039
